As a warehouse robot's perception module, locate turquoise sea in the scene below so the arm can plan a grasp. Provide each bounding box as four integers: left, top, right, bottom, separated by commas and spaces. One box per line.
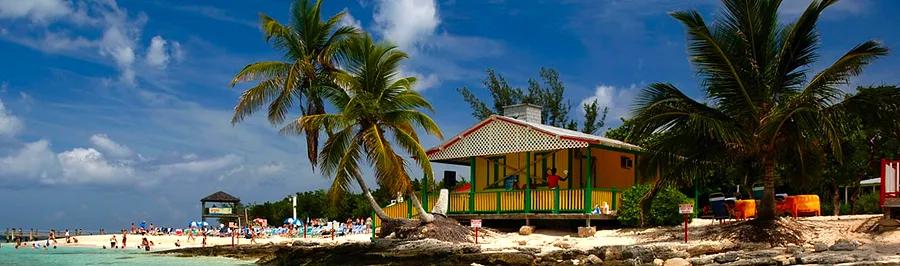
0, 245, 253, 265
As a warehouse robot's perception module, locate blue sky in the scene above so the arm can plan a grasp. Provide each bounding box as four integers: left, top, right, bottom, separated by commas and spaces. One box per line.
0, 0, 897, 230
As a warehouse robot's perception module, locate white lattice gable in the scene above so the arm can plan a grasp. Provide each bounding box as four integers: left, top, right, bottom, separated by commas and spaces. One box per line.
427, 116, 587, 161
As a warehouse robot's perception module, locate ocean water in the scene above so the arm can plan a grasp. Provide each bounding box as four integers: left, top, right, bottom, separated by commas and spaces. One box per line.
0, 245, 253, 265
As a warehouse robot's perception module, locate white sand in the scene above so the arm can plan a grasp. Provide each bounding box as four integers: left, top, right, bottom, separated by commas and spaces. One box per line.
21, 233, 373, 251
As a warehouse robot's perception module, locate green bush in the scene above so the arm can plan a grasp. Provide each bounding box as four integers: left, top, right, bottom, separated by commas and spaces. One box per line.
618, 184, 693, 227
854, 192, 881, 214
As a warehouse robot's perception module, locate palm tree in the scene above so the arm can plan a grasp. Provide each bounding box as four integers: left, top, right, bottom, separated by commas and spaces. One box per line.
628, 0, 889, 221
230, 0, 358, 168
285, 35, 443, 223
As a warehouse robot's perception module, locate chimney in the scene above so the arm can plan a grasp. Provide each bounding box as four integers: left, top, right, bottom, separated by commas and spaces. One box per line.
502, 103, 543, 124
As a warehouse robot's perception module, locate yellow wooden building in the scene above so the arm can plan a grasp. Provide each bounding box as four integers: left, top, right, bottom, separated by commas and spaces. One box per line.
379, 104, 646, 222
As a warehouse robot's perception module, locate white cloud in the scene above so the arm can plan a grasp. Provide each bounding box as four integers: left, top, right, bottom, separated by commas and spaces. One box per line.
0, 98, 23, 137
401, 69, 440, 91
0, 140, 60, 182
0, 0, 72, 23
338, 8, 362, 30
257, 161, 285, 176
580, 84, 640, 123
56, 147, 135, 185
373, 0, 439, 51
89, 134, 134, 158
145, 35, 170, 69
157, 154, 243, 176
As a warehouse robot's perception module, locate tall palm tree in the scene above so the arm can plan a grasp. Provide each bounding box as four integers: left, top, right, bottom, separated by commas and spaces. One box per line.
230, 0, 358, 168
286, 35, 443, 223
629, 0, 889, 221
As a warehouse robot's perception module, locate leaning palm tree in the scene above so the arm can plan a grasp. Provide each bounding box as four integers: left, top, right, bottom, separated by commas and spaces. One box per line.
286, 35, 443, 224
230, 0, 358, 167
629, 0, 889, 221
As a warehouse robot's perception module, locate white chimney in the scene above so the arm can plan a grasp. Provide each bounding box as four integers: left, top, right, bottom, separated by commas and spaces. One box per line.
502, 103, 543, 124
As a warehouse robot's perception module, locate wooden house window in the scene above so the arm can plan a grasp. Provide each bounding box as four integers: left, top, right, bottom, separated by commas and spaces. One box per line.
620, 156, 633, 169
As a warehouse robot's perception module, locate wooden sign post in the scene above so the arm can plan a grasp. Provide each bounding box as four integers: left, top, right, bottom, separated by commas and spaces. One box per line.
679, 204, 694, 243
471, 219, 482, 244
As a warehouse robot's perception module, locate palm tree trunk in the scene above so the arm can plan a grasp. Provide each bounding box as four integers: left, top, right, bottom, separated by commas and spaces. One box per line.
407, 191, 435, 223
832, 184, 841, 216
639, 179, 664, 227
758, 156, 777, 220
353, 174, 394, 221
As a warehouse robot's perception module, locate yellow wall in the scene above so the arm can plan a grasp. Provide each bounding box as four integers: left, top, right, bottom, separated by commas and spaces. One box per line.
468, 147, 637, 191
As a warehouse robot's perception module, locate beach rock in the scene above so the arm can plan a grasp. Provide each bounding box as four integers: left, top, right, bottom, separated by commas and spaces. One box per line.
829, 238, 860, 251
785, 244, 803, 255
811, 241, 828, 252
517, 239, 527, 246
519, 226, 534, 236
687, 243, 735, 256
653, 258, 664, 265
714, 251, 740, 264
586, 254, 603, 265
663, 258, 690, 266
578, 227, 596, 238
544, 248, 586, 261
720, 257, 779, 266
513, 246, 541, 254
598, 245, 624, 260
772, 255, 795, 265
742, 249, 779, 258
797, 253, 858, 264
552, 239, 573, 249
690, 255, 715, 265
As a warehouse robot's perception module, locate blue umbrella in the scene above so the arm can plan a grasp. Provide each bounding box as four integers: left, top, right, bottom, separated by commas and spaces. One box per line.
284, 218, 295, 224
201, 221, 209, 227
292, 219, 303, 226
189, 221, 198, 228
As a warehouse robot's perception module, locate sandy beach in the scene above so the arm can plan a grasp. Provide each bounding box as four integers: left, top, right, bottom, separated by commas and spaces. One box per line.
18, 233, 374, 252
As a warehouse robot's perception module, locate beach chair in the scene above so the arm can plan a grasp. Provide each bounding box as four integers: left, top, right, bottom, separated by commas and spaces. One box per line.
709, 193, 731, 223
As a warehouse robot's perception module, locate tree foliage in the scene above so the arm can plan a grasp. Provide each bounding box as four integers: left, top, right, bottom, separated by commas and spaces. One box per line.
628, 0, 894, 221
458, 68, 607, 133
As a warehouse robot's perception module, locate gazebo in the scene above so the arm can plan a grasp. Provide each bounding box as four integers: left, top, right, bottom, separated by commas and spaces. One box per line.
200, 191, 240, 224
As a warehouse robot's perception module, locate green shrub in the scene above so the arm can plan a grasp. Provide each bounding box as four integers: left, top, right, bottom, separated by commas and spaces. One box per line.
853, 192, 881, 214
618, 184, 693, 227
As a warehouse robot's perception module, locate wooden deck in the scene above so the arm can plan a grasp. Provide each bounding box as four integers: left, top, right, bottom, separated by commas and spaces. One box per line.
448, 213, 617, 221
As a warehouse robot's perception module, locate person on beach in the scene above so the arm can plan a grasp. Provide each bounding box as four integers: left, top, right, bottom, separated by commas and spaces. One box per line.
65, 229, 70, 243
48, 229, 56, 245
28, 229, 34, 242
186, 228, 195, 242
141, 237, 150, 251
121, 230, 127, 249
130, 223, 136, 234
14, 234, 21, 249
175, 239, 181, 247
110, 235, 118, 249
201, 232, 207, 247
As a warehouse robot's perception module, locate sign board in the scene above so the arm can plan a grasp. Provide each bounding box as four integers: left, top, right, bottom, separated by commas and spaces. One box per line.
208, 207, 233, 215
470, 219, 482, 228
679, 204, 694, 214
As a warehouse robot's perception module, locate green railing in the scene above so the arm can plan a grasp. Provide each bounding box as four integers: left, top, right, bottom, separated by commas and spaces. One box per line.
446, 187, 620, 214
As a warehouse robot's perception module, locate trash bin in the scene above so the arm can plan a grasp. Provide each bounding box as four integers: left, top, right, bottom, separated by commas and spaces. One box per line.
503, 175, 518, 190
752, 186, 764, 199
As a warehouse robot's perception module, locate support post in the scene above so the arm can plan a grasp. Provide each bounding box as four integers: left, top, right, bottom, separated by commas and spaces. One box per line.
496, 191, 501, 214
584, 147, 593, 213
469, 157, 476, 214
525, 152, 532, 214
421, 176, 428, 210
407, 201, 412, 218
553, 188, 560, 214
611, 188, 617, 211
370, 211, 376, 241
567, 149, 574, 188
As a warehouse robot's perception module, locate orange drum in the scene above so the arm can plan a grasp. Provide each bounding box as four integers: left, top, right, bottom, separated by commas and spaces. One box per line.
783, 195, 820, 217
734, 200, 756, 219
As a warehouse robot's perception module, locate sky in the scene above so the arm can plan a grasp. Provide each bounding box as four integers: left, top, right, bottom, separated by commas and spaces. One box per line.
0, 0, 898, 230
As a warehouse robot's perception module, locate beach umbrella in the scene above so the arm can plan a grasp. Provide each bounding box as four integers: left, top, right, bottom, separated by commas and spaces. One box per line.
189, 221, 199, 228
292, 219, 302, 226
201, 221, 209, 227
284, 218, 295, 224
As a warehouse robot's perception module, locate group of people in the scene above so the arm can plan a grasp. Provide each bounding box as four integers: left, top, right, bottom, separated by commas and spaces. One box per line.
3, 228, 65, 250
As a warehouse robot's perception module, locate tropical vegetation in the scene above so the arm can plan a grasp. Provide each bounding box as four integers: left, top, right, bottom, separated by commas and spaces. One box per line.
626, 0, 898, 223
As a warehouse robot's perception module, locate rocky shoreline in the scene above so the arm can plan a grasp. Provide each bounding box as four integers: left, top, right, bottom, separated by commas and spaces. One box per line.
158, 236, 899, 265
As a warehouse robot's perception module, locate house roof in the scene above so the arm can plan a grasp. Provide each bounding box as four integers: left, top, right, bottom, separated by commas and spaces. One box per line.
201, 191, 240, 202
426, 115, 642, 162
